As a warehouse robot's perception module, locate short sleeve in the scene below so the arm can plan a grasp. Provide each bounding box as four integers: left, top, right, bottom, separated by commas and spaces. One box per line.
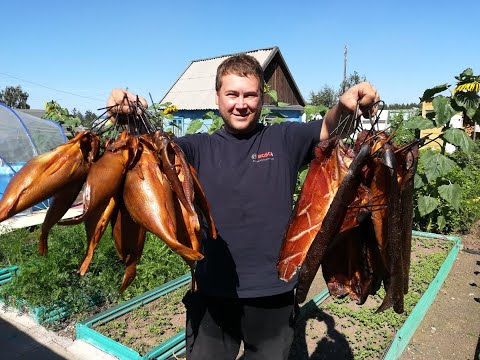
174, 134, 201, 167
282, 120, 323, 169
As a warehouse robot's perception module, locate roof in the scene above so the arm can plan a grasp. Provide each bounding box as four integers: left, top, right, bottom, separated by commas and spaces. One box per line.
160, 46, 304, 110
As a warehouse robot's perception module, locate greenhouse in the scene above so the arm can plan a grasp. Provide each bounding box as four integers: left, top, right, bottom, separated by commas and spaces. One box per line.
0, 102, 66, 212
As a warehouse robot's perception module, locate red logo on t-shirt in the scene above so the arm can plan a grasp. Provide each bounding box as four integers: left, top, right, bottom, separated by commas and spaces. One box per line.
251, 151, 274, 162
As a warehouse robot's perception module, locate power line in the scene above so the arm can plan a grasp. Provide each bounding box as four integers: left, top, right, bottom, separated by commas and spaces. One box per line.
0, 71, 104, 102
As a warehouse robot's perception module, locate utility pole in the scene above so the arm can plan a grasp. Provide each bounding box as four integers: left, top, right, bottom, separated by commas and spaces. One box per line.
343, 45, 347, 94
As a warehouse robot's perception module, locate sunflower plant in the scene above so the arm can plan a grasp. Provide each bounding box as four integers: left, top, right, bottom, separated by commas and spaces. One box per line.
407, 68, 480, 233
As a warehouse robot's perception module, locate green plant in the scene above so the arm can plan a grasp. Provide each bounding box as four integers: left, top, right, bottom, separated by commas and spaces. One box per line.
259, 83, 289, 125
303, 104, 328, 122
43, 101, 82, 133
147, 102, 182, 134
0, 224, 189, 320
390, 111, 416, 145
186, 110, 224, 134
413, 147, 480, 233
407, 68, 480, 233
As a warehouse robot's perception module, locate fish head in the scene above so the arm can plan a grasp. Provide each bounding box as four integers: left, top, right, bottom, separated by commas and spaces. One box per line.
78, 132, 100, 163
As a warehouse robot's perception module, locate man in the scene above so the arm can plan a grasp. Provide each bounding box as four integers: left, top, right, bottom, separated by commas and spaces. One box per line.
109, 54, 378, 358
171, 54, 379, 359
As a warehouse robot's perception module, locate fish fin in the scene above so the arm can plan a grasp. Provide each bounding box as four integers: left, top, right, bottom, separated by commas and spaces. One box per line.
176, 246, 204, 261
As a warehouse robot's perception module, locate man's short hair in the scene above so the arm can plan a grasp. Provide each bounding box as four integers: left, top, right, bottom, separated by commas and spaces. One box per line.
215, 53, 264, 93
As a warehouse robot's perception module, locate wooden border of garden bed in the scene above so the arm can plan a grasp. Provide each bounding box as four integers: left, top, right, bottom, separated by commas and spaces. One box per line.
75, 231, 460, 360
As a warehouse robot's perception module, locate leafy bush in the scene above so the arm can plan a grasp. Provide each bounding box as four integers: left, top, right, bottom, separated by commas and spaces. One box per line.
0, 224, 188, 317
413, 144, 480, 234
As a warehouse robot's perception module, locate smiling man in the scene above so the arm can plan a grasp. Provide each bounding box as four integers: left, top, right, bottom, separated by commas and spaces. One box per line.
172, 53, 379, 359
215, 68, 264, 134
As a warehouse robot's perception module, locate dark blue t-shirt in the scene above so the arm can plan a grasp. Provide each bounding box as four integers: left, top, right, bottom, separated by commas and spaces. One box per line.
175, 120, 323, 298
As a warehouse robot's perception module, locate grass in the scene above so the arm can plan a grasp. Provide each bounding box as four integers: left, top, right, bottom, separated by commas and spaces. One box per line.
0, 224, 189, 321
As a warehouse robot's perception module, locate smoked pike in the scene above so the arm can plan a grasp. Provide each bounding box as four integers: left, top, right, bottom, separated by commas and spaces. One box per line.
39, 180, 84, 255
62, 132, 137, 225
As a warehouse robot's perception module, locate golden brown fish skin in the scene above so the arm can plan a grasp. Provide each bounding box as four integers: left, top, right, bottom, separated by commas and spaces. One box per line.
62, 132, 137, 225
153, 132, 197, 223
277, 137, 346, 282
0, 131, 99, 221
189, 164, 217, 239
78, 196, 117, 276
111, 201, 146, 293
170, 141, 195, 210
39, 180, 85, 255
173, 150, 200, 233
173, 195, 201, 290
123, 142, 203, 261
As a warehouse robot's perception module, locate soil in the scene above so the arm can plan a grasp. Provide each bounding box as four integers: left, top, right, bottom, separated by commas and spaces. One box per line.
400, 221, 480, 360
288, 237, 455, 360
94, 286, 188, 355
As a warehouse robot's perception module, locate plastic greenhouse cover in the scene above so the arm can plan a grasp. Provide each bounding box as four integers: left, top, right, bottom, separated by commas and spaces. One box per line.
0, 103, 66, 166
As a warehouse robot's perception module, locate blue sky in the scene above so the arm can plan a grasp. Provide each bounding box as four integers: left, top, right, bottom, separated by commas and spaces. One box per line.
1, 0, 478, 113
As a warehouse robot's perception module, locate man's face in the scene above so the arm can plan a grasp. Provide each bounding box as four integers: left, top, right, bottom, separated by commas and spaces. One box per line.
216, 74, 263, 134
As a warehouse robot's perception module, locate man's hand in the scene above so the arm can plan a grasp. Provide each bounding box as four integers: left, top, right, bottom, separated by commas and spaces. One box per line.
107, 88, 148, 116
320, 82, 380, 140
339, 82, 379, 118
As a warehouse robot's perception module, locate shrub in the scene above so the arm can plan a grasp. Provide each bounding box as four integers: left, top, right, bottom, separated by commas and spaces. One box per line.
413, 144, 480, 234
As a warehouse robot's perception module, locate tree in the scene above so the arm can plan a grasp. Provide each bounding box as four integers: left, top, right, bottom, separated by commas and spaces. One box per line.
309, 71, 367, 109
71, 108, 84, 123
339, 71, 366, 95
308, 85, 338, 108
0, 85, 30, 109
83, 110, 97, 128
385, 103, 420, 110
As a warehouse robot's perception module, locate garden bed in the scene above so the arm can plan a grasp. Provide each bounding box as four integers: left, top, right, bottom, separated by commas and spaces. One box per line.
0, 224, 189, 328
94, 285, 188, 356
288, 232, 458, 360
77, 232, 459, 360
76, 274, 191, 360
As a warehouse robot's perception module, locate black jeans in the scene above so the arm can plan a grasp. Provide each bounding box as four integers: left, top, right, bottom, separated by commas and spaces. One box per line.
182, 290, 298, 360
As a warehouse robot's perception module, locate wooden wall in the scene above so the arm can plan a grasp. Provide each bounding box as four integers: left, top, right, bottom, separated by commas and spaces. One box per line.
263, 53, 304, 106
